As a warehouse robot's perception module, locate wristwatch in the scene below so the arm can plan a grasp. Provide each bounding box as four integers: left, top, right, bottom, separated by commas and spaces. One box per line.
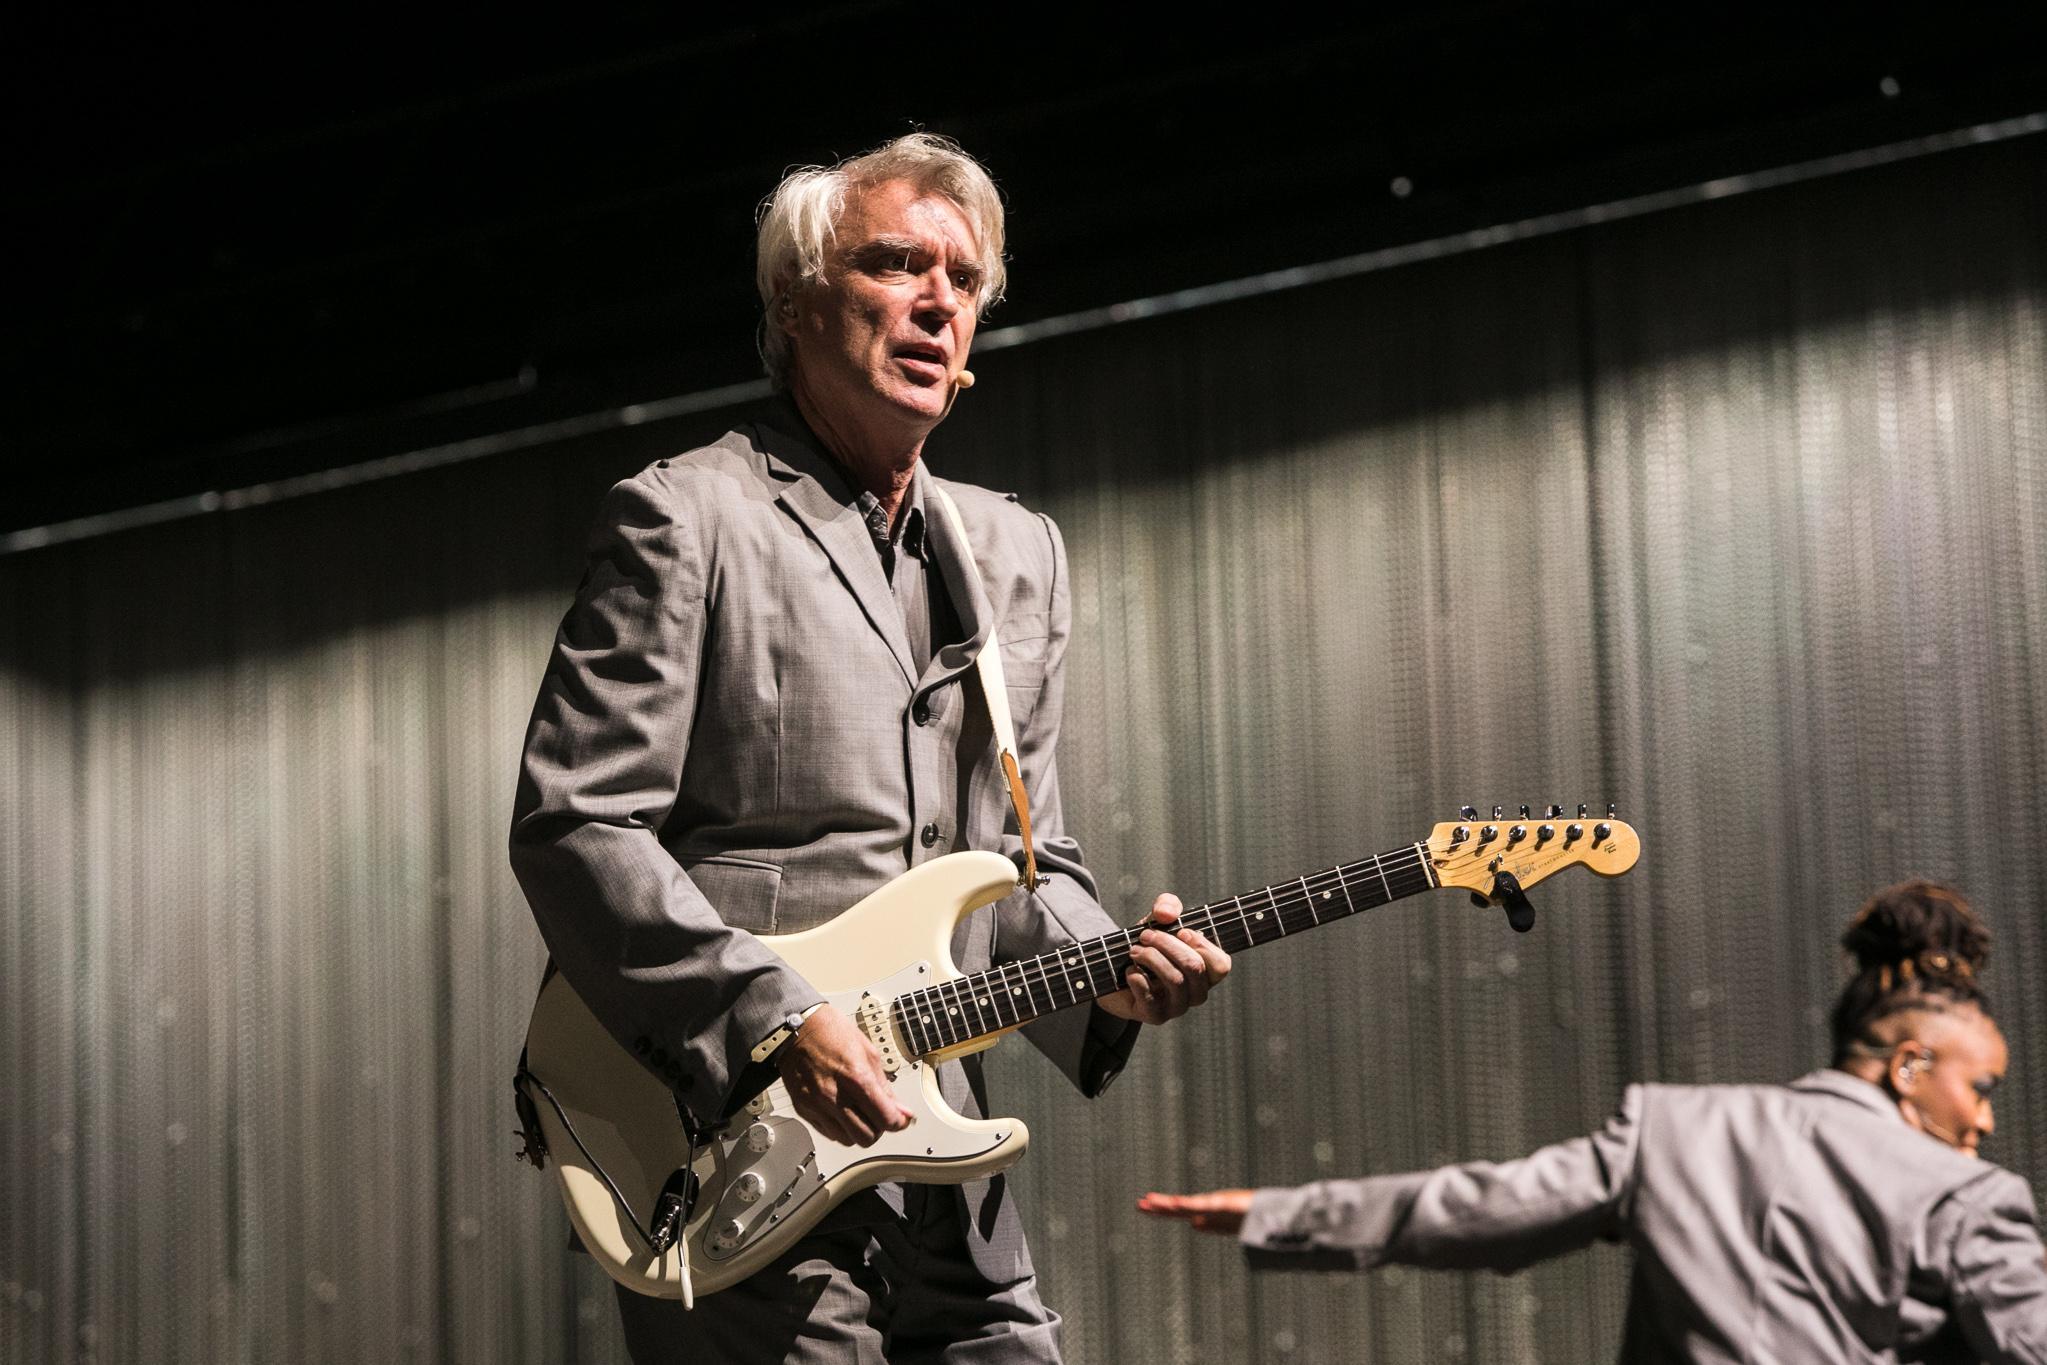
750, 1001, 826, 1065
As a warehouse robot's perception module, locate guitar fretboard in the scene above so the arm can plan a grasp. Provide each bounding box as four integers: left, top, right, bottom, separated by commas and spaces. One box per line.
890, 843, 1437, 1058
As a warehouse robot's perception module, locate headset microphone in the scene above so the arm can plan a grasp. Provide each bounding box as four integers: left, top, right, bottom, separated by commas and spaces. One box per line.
941, 369, 977, 419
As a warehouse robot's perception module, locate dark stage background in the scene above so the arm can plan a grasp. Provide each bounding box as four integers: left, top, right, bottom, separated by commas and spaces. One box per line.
6, 10, 2047, 1364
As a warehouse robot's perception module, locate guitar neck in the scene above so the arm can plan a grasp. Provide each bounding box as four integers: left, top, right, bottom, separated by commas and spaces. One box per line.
891, 843, 1438, 1058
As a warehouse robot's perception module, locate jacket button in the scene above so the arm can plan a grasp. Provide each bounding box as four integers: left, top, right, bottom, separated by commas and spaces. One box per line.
920, 823, 939, 848
913, 698, 933, 726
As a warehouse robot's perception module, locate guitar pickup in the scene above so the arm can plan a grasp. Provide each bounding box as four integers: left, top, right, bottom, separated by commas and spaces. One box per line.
857, 996, 904, 1078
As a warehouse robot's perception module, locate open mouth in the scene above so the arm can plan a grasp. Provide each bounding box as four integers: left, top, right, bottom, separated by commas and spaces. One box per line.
893, 344, 947, 381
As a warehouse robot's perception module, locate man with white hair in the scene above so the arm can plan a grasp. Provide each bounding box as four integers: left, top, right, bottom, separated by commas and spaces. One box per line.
511, 133, 1231, 1362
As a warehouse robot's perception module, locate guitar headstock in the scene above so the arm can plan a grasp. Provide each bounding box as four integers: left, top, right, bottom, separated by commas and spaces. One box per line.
1425, 803, 1641, 903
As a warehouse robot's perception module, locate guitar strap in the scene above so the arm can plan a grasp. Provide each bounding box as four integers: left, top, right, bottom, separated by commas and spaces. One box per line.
928, 482, 1041, 892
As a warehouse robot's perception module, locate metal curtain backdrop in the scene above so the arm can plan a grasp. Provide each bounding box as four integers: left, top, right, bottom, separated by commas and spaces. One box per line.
3, 135, 2043, 1364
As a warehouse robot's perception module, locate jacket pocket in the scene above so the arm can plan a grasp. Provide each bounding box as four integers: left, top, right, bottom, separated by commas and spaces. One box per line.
684, 855, 785, 933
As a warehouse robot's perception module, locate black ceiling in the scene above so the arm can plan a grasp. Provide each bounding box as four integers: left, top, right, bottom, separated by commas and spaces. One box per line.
10, 3, 2047, 536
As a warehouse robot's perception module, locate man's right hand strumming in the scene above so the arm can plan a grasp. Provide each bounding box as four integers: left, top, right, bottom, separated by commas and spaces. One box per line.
773, 1004, 914, 1147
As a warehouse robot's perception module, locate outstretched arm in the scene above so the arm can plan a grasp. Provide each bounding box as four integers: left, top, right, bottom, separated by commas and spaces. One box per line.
1142, 1086, 1645, 1273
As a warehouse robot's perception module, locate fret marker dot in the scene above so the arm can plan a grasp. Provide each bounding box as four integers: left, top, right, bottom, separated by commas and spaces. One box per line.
1011, 988, 1021, 996
1321, 892, 1331, 901
1072, 979, 1084, 991
1255, 912, 1266, 921
978, 996, 990, 1006
1065, 957, 1078, 966
949, 1007, 959, 1015
922, 1015, 932, 1024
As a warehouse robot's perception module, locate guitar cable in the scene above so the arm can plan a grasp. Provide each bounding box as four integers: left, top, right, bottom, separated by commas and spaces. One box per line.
514, 1064, 705, 1306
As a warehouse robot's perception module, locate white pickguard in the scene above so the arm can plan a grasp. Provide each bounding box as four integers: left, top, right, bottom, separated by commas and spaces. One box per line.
521, 850, 1033, 1299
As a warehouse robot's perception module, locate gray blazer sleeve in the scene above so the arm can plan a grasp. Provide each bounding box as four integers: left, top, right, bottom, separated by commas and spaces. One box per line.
996, 512, 1142, 1097
510, 472, 819, 1132
1241, 1085, 1645, 1273
1936, 1167, 2047, 1363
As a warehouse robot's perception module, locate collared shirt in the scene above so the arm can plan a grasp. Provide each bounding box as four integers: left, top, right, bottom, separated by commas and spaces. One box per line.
852, 480, 939, 678
838, 466, 960, 680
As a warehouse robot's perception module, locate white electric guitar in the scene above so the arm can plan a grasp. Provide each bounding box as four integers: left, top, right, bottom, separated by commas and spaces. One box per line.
516, 805, 1641, 1301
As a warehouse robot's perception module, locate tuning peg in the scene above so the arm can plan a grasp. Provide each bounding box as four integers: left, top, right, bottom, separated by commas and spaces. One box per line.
1577, 803, 1588, 818
1607, 802, 1617, 818
1491, 805, 1504, 820
1546, 804, 1563, 819
1459, 805, 1478, 821
1518, 804, 1530, 819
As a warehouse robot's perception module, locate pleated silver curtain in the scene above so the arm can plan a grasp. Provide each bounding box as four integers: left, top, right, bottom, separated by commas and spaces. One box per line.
4, 135, 2042, 1364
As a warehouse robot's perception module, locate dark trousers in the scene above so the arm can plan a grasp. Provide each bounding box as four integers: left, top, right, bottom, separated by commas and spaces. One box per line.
613, 1184, 1063, 1365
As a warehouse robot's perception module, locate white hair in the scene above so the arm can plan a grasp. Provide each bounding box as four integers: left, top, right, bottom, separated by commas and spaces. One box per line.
754, 133, 1007, 388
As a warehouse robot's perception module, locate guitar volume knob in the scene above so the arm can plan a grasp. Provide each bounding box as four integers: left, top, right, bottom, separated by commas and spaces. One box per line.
734, 1172, 766, 1204
744, 1122, 776, 1153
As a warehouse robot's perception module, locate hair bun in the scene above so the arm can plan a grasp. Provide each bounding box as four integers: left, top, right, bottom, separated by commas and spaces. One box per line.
1840, 879, 1989, 977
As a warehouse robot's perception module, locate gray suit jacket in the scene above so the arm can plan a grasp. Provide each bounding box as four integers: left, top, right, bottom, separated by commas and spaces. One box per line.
1243, 1071, 2047, 1362
510, 404, 1136, 1280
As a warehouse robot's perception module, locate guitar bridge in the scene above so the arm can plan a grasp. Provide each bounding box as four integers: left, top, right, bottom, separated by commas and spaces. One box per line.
856, 996, 903, 1078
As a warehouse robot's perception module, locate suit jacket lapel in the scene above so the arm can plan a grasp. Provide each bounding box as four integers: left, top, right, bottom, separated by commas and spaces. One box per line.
754, 410, 916, 688
920, 467, 994, 690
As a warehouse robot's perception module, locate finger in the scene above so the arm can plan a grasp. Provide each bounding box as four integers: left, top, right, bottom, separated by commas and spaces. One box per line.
1138, 941, 1197, 1017
1124, 961, 1175, 1023
874, 1090, 914, 1131
852, 1072, 911, 1133
1180, 928, 1232, 982
801, 1100, 851, 1147
1148, 893, 1184, 927
1132, 939, 1188, 989
854, 1046, 914, 1128
831, 1084, 879, 1146
1152, 928, 1210, 979
1139, 1192, 1214, 1220
1123, 968, 1157, 1018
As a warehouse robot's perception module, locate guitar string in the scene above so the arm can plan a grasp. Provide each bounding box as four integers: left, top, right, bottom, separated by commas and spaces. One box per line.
892, 849, 1436, 1050
894, 844, 1443, 1052
910, 847, 1435, 1039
